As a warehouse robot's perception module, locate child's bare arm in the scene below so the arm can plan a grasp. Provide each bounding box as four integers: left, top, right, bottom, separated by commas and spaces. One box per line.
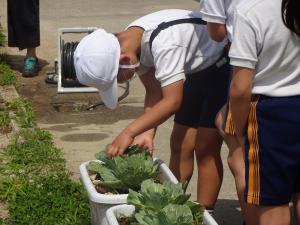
107, 72, 184, 158
207, 22, 227, 42
229, 66, 253, 136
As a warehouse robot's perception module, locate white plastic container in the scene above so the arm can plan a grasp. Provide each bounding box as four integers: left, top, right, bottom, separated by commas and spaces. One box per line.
79, 158, 178, 225
106, 204, 218, 225
106, 204, 135, 225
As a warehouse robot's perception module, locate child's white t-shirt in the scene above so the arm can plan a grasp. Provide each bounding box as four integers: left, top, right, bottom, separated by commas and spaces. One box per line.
229, 0, 300, 96
200, 0, 246, 41
127, 9, 226, 87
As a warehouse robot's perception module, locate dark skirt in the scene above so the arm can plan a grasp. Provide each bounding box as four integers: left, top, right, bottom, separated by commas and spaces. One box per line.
7, 0, 40, 50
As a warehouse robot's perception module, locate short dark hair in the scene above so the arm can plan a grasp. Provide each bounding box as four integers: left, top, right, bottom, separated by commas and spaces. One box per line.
282, 0, 300, 36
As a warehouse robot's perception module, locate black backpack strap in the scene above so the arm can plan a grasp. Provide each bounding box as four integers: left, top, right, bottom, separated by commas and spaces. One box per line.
149, 18, 207, 52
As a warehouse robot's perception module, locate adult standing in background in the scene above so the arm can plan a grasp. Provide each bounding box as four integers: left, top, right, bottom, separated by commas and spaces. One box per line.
7, 0, 40, 77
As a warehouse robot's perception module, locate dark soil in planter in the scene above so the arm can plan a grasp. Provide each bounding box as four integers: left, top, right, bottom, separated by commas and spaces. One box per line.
117, 216, 135, 225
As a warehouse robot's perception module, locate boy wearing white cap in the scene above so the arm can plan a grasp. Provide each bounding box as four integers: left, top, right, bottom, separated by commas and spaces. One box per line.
74, 9, 230, 208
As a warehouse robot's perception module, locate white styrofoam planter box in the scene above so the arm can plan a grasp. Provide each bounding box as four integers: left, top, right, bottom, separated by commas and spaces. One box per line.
79, 158, 178, 225
106, 204, 218, 225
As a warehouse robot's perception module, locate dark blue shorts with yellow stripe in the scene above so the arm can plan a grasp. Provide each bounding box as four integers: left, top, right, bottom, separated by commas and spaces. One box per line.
225, 95, 300, 206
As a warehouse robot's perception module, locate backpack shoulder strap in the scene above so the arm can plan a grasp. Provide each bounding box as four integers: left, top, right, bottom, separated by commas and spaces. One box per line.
149, 18, 207, 53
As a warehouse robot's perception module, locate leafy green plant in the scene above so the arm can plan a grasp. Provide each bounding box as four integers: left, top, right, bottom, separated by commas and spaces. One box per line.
5, 139, 64, 166
127, 179, 205, 225
19, 128, 53, 143
0, 111, 11, 132
9, 97, 36, 128
0, 53, 8, 64
95, 145, 151, 162
0, 63, 16, 86
3, 175, 90, 225
0, 23, 5, 47
88, 146, 159, 193
0, 92, 91, 224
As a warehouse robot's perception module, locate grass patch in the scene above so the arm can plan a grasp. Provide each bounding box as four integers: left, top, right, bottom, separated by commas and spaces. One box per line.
0, 96, 91, 224
0, 63, 16, 86
0, 111, 11, 133
4, 175, 90, 225
19, 128, 53, 143
0, 23, 5, 47
1, 140, 65, 178
5, 140, 64, 167
0, 22, 9, 72
9, 97, 36, 128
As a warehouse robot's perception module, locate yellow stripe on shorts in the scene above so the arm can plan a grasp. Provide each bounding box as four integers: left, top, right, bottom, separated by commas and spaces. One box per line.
246, 96, 260, 205
224, 108, 235, 136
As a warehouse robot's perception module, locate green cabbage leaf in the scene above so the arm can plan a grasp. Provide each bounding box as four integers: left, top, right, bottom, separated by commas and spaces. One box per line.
88, 146, 160, 193
127, 179, 204, 225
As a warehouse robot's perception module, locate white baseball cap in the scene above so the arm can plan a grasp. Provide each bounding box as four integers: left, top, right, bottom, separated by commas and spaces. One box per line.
74, 29, 120, 109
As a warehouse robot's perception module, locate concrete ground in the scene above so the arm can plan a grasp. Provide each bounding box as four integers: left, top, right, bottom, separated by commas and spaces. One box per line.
0, 0, 244, 224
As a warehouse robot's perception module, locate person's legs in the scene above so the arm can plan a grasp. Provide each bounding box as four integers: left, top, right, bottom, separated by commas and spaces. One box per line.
169, 122, 197, 185
293, 171, 300, 224
194, 127, 223, 208
170, 55, 230, 210
293, 193, 300, 224
26, 47, 37, 58
169, 72, 201, 186
215, 104, 247, 217
7, 0, 40, 50
246, 204, 290, 225
7, 0, 40, 77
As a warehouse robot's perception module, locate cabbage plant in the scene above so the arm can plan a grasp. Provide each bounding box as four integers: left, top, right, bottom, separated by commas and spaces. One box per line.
88, 146, 160, 193
127, 179, 204, 225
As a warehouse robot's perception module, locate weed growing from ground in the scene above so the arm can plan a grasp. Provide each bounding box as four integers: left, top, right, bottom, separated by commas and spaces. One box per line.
0, 63, 16, 86
9, 97, 36, 128
19, 128, 53, 143
0, 111, 11, 133
3, 140, 65, 177
5, 175, 90, 225
0, 23, 5, 47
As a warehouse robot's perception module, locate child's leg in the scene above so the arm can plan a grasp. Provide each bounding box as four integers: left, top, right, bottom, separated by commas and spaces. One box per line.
194, 127, 223, 209
226, 140, 246, 214
215, 105, 247, 217
293, 193, 300, 224
246, 204, 290, 225
169, 122, 197, 184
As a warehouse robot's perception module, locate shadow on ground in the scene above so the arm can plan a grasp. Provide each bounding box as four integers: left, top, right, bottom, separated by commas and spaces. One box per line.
213, 199, 297, 225
15, 72, 143, 127
214, 199, 243, 225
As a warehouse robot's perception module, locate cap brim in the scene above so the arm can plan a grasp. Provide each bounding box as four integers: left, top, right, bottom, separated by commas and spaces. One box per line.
98, 78, 118, 109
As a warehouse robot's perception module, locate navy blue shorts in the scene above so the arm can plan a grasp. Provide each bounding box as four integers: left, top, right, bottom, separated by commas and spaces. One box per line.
174, 56, 230, 128
244, 95, 300, 206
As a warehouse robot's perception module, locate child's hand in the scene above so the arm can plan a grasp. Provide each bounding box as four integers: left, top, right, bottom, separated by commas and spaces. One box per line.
132, 133, 155, 155
107, 131, 134, 159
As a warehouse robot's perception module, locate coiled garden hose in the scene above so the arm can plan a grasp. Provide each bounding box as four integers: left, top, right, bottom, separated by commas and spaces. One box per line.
62, 41, 80, 82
